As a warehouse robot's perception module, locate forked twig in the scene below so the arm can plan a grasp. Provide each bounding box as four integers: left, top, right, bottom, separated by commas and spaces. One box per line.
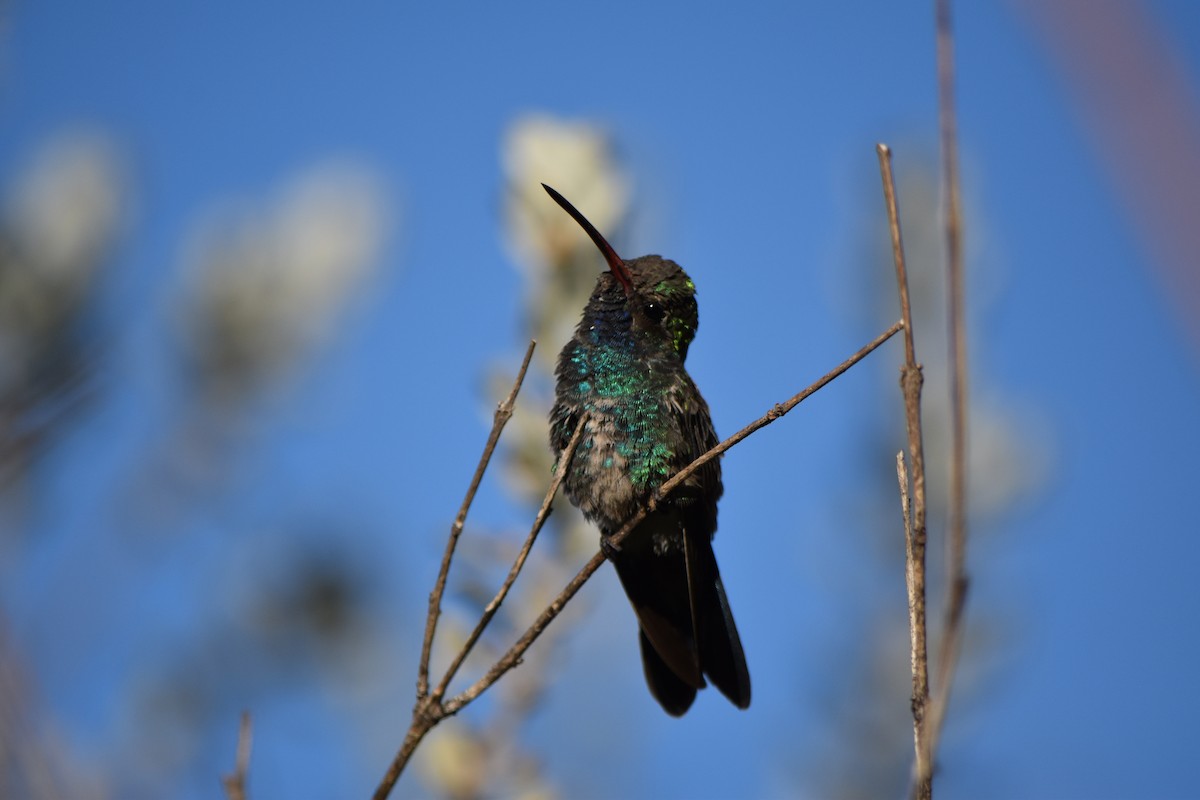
373, 403, 586, 800
377, 342, 550, 798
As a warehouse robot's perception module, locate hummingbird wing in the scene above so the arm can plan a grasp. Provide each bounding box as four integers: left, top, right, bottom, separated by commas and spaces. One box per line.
676, 383, 751, 708
548, 402, 580, 458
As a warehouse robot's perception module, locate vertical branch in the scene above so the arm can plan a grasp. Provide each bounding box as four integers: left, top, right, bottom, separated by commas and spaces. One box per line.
877, 143, 932, 799
929, 0, 971, 765
416, 340, 537, 699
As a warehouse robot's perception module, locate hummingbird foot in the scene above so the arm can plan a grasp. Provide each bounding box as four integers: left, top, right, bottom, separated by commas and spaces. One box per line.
600, 534, 623, 560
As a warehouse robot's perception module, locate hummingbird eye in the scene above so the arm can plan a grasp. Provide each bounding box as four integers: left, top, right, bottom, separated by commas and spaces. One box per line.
643, 302, 666, 323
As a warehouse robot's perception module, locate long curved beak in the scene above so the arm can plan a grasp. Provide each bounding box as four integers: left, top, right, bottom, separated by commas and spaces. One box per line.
542, 183, 634, 293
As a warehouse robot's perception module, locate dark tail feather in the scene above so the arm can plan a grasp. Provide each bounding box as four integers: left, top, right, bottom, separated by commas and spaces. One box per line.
612, 543, 705, 696
686, 534, 751, 709
639, 629, 698, 716
613, 526, 750, 714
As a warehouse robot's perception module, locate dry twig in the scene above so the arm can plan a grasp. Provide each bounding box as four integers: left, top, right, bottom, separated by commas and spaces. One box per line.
877, 142, 932, 799
220, 711, 253, 800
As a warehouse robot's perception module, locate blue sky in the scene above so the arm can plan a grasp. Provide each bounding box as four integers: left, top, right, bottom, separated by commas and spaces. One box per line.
3, 1, 1200, 798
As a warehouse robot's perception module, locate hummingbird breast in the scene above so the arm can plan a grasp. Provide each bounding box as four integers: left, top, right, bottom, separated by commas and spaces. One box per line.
550, 324, 718, 550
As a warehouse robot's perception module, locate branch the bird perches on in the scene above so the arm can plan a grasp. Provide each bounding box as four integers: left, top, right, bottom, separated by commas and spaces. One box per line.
372, 320, 904, 800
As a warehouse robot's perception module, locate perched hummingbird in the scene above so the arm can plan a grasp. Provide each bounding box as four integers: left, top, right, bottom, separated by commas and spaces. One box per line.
544, 183, 750, 716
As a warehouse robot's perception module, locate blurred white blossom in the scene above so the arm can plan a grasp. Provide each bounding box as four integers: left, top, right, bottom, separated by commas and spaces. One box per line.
494, 114, 633, 554
178, 163, 389, 396
5, 134, 122, 286
420, 726, 489, 800
0, 134, 123, 386
0, 133, 124, 485
502, 114, 630, 277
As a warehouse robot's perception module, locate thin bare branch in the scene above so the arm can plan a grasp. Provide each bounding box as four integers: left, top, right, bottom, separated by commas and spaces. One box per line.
877, 145, 918, 369
417, 340, 537, 699
432, 413, 589, 701
372, 715, 433, 800
221, 711, 253, 800
444, 321, 903, 716
877, 142, 932, 800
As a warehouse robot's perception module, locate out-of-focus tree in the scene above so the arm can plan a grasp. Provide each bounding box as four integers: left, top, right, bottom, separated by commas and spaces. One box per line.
0, 135, 399, 799
105, 163, 395, 795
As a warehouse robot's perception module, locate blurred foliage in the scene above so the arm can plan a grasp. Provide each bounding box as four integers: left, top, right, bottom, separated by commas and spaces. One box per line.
176, 165, 386, 404
120, 528, 388, 796
0, 133, 395, 798
0, 116, 1048, 800
122, 163, 389, 527
1, 625, 106, 800
0, 115, 635, 800
0, 134, 122, 494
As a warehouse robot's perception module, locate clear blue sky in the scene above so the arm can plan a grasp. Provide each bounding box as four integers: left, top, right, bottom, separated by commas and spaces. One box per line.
3, 1, 1200, 798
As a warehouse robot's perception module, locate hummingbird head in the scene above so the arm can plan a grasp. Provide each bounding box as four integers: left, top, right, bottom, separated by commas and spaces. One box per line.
542, 184, 700, 360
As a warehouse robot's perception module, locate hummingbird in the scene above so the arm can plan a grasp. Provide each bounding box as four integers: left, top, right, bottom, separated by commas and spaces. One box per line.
544, 183, 750, 716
